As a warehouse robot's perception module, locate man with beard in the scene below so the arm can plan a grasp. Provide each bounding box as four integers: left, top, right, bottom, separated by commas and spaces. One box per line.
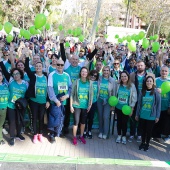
129, 60, 155, 143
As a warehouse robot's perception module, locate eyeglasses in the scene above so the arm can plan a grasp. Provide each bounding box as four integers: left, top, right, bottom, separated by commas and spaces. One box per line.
57, 64, 64, 67
91, 74, 97, 78
114, 63, 120, 65
12, 72, 20, 76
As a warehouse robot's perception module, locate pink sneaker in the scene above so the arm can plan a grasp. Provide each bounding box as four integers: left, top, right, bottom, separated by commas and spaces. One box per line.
33, 134, 38, 144
38, 134, 43, 143
73, 137, 77, 145
79, 136, 86, 144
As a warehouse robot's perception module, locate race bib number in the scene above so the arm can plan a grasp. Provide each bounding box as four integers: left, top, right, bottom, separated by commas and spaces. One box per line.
118, 97, 128, 104
58, 82, 68, 91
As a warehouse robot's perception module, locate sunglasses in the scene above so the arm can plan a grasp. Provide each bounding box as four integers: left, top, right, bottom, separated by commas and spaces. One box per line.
4, 55, 8, 56
114, 63, 120, 65
91, 74, 97, 78
57, 64, 64, 67
12, 72, 20, 76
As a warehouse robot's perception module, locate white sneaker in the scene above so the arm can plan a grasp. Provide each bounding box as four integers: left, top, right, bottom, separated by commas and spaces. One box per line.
102, 134, 107, 139
2, 128, 8, 135
122, 136, 127, 144
116, 135, 121, 143
98, 133, 103, 139
128, 136, 134, 142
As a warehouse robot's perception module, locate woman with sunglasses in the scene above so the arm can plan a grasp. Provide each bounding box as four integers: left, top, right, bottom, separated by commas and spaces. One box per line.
83, 70, 99, 139
0, 70, 9, 145
25, 56, 50, 144
97, 66, 117, 139
115, 71, 137, 144
135, 76, 161, 151
7, 68, 28, 146
70, 67, 93, 145
46, 54, 59, 74
111, 59, 122, 81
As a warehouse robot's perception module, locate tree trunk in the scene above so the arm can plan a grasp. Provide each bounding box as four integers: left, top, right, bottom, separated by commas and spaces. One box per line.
90, 0, 103, 44
40, 0, 46, 13
145, 21, 152, 37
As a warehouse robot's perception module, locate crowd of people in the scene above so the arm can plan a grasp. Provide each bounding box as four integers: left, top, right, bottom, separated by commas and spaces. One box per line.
0, 32, 169, 152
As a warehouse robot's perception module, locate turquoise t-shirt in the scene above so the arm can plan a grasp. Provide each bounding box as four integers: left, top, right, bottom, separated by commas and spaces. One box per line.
116, 85, 130, 110
65, 65, 81, 83
112, 70, 120, 81
140, 91, 155, 120
137, 75, 144, 92
3, 60, 11, 73
92, 81, 98, 103
99, 78, 109, 99
24, 72, 30, 82
168, 68, 170, 80
0, 83, 9, 109
156, 77, 170, 111
30, 75, 47, 104
73, 80, 90, 109
48, 65, 56, 74
49, 71, 71, 105
8, 80, 28, 109
30, 65, 35, 72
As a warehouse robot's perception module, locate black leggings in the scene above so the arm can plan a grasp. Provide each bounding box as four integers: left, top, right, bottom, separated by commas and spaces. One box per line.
29, 100, 46, 135
7, 107, 22, 137
139, 118, 155, 145
64, 98, 71, 128
115, 108, 129, 136
73, 108, 87, 125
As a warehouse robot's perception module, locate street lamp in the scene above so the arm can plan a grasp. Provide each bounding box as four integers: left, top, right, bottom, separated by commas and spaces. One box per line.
105, 20, 109, 34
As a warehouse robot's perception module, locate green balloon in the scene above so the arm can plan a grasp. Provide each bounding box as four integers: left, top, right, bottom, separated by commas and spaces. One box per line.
115, 34, 119, 39
134, 35, 140, 42
34, 13, 46, 29
45, 23, 50, 30
6, 34, 13, 43
131, 34, 136, 40
128, 40, 136, 52
58, 24, 63, 31
153, 34, 159, 41
4, 22, 13, 34
29, 26, 36, 35
67, 29, 72, 34
122, 105, 132, 115
152, 42, 160, 53
118, 38, 123, 43
0, 23, 3, 31
18, 34, 22, 38
126, 35, 131, 42
161, 81, 170, 94
150, 36, 153, 40
142, 38, 149, 49
104, 34, 108, 38
73, 29, 78, 37
79, 35, 84, 42
23, 30, 31, 40
108, 96, 118, 107
20, 29, 25, 36
76, 27, 82, 36
65, 42, 70, 47
139, 31, 145, 39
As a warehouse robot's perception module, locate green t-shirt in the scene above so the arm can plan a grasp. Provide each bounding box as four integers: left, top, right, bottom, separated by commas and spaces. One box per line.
3, 60, 11, 73
8, 80, 28, 109
116, 85, 130, 110
156, 77, 170, 111
99, 78, 109, 99
24, 72, 30, 82
30, 65, 35, 72
48, 65, 56, 74
65, 65, 81, 83
30, 75, 47, 104
92, 81, 98, 103
0, 83, 9, 109
140, 91, 155, 120
137, 75, 144, 92
48, 71, 71, 105
73, 80, 90, 109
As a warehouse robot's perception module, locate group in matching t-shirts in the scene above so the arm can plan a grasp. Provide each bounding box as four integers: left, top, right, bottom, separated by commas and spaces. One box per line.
0, 36, 170, 153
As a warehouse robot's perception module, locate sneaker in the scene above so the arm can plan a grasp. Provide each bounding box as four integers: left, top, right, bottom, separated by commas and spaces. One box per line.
158, 138, 165, 143
73, 137, 77, 145
21, 127, 25, 134
98, 133, 103, 139
144, 144, 149, 151
139, 143, 145, 150
38, 134, 43, 143
128, 136, 134, 142
50, 136, 56, 144
137, 136, 141, 143
2, 128, 8, 135
83, 132, 87, 138
9, 138, 15, 146
116, 135, 121, 143
122, 136, 126, 144
0, 140, 5, 145
164, 137, 170, 143
103, 134, 107, 139
88, 131, 93, 139
16, 134, 25, 141
33, 134, 38, 144
79, 136, 86, 144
